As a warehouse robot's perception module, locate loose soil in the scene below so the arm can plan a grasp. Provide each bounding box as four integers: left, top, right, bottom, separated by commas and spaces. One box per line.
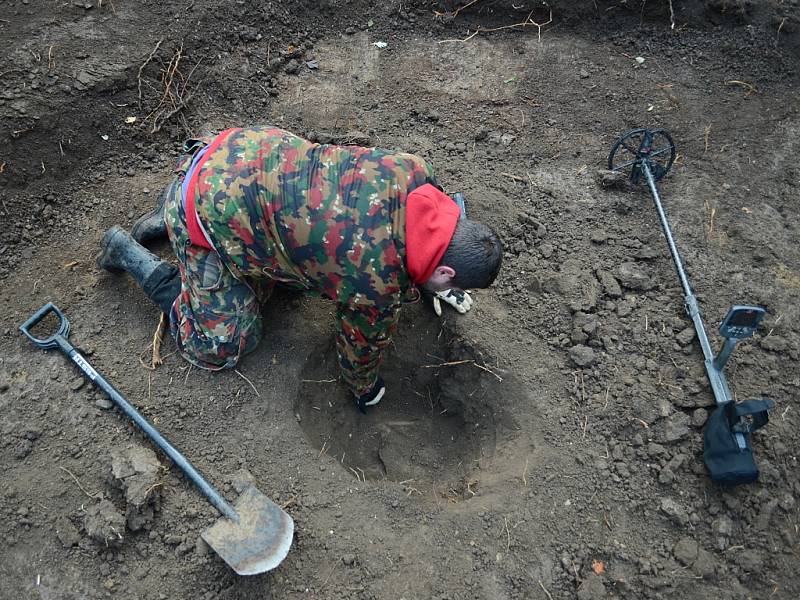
1, 1, 799, 599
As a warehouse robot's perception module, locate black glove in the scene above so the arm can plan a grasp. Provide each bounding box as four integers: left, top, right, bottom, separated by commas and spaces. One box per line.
355, 376, 385, 414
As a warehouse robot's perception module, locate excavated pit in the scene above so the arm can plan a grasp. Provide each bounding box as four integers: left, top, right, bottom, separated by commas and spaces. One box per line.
294, 304, 506, 486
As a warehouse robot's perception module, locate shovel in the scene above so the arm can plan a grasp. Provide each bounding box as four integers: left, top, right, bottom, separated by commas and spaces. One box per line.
20, 303, 294, 575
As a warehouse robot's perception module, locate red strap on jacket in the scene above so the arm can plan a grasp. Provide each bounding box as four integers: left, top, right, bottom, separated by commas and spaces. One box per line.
183, 128, 240, 249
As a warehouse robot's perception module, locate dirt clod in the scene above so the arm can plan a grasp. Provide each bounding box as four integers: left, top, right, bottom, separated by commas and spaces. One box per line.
84, 499, 126, 546
569, 344, 596, 367
55, 516, 80, 547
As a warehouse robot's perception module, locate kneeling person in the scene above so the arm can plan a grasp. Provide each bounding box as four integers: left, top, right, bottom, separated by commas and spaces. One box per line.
98, 126, 503, 412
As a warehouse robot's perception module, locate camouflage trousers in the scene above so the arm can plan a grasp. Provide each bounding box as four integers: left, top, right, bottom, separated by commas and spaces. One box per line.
164, 181, 272, 371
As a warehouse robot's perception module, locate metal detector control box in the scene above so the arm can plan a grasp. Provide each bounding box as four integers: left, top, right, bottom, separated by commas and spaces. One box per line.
719, 305, 766, 340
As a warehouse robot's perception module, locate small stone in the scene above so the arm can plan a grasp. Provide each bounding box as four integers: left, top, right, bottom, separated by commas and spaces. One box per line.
590, 230, 608, 243
70, 377, 86, 392
660, 497, 689, 526
690, 408, 708, 428
662, 412, 691, 443
55, 516, 80, 547
577, 573, 606, 600
342, 553, 356, 566
95, 398, 113, 410
13, 439, 34, 459
616, 262, 653, 290
673, 537, 699, 565
175, 541, 193, 557
692, 548, 715, 578
733, 549, 763, 572
595, 169, 627, 188
284, 59, 301, 75
539, 243, 554, 258
676, 326, 696, 346
597, 270, 621, 298
344, 27, 356, 34
195, 536, 210, 557
659, 468, 675, 485
84, 500, 126, 546
569, 345, 596, 368
617, 301, 633, 317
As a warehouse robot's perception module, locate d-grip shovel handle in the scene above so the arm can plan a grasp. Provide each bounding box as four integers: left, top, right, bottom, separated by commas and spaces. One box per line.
19, 302, 73, 351
19, 303, 240, 523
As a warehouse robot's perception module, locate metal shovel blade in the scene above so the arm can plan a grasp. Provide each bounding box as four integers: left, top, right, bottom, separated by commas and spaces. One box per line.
202, 485, 294, 576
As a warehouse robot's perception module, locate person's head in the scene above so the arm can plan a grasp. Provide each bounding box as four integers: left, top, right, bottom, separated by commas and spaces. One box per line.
424, 219, 503, 292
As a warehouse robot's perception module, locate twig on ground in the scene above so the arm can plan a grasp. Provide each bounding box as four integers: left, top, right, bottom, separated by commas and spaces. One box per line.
522, 458, 528, 486
151, 312, 166, 368
703, 124, 711, 154
777, 17, 786, 45
538, 580, 554, 600
420, 359, 503, 382
504, 516, 511, 551
501, 172, 527, 182
150, 92, 194, 134
138, 38, 164, 108
454, 0, 481, 17
725, 80, 758, 96
234, 369, 260, 397
668, 0, 675, 30
143, 481, 165, 498
318, 562, 339, 591
439, 8, 553, 44
301, 378, 337, 383
59, 466, 99, 499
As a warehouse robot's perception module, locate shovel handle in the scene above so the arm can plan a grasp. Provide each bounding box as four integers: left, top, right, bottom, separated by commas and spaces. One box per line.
19, 303, 72, 349
20, 303, 240, 523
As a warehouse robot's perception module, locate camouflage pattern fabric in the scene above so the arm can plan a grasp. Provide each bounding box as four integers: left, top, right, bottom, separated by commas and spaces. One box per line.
164, 181, 271, 371
168, 126, 436, 394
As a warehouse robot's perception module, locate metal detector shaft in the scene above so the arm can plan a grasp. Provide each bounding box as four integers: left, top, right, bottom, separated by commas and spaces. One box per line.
640, 163, 746, 449
19, 303, 239, 522
641, 161, 715, 363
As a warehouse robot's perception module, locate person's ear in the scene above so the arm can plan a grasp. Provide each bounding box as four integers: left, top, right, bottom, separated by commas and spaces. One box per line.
436, 266, 456, 280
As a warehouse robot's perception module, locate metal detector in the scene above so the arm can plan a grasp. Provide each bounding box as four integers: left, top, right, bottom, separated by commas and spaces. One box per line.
608, 128, 774, 486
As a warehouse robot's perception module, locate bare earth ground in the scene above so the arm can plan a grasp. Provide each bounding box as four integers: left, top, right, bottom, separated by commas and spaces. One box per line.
1, 1, 800, 599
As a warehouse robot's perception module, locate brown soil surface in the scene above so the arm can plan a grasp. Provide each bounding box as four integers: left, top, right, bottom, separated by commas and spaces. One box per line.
2, 1, 799, 599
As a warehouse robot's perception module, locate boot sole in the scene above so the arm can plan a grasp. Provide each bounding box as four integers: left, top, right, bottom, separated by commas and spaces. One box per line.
96, 226, 125, 273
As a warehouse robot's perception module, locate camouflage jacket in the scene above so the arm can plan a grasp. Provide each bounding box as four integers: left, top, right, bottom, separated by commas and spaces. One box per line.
191, 126, 437, 395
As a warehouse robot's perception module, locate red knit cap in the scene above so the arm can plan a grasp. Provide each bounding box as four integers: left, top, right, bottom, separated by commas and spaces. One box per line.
405, 183, 460, 284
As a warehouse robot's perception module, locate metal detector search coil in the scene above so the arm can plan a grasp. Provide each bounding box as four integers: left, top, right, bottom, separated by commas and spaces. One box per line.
608, 128, 774, 486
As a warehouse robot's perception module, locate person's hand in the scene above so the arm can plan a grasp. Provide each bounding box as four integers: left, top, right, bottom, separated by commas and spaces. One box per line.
432, 288, 473, 316
355, 376, 385, 414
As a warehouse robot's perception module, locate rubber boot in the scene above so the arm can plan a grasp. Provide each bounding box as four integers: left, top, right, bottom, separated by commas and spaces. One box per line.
131, 180, 173, 243
97, 226, 180, 313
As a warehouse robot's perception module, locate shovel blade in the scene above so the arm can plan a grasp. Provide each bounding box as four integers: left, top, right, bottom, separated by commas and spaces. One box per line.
202, 485, 294, 576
